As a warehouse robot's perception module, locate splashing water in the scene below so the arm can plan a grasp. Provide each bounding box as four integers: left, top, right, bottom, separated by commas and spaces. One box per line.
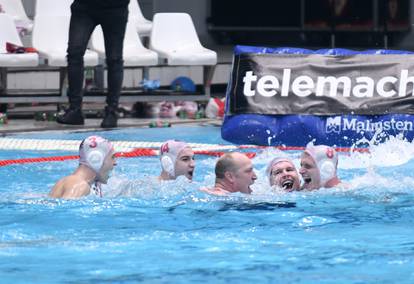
344, 133, 414, 169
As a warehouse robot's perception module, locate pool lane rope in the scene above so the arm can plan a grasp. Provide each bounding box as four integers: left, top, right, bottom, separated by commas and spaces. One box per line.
0, 148, 256, 167
0, 138, 368, 167
0, 138, 241, 152
0, 149, 157, 167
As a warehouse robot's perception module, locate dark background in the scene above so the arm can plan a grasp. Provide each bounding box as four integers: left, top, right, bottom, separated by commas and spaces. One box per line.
208, 0, 410, 48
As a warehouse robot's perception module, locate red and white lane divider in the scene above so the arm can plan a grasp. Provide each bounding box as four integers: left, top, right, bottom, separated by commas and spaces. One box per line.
0, 138, 241, 152
0, 148, 256, 167
0, 138, 368, 167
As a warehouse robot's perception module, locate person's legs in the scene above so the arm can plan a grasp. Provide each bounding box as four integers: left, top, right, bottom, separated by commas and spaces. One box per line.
98, 8, 128, 128
57, 4, 96, 125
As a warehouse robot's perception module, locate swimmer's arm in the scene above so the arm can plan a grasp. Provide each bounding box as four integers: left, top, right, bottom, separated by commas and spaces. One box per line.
49, 179, 65, 198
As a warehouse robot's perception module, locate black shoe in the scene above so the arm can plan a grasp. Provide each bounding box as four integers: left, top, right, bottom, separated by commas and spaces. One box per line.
56, 108, 84, 125
101, 107, 118, 128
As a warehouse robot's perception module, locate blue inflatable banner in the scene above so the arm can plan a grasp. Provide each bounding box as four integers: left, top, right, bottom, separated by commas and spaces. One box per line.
222, 45, 414, 147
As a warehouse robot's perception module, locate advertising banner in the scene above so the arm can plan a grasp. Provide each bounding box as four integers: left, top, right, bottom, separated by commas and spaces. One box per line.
228, 53, 414, 115
222, 46, 414, 147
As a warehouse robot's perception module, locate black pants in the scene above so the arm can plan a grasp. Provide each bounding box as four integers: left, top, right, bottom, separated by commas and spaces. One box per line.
67, 3, 128, 109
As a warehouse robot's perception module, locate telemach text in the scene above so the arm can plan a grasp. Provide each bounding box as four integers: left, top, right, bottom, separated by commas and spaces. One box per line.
242, 70, 414, 98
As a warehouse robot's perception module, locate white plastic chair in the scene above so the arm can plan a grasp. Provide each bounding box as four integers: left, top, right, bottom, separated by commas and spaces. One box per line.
150, 13, 217, 66
129, 0, 152, 37
0, 0, 33, 33
90, 20, 157, 67
0, 14, 38, 96
0, 14, 38, 67
150, 13, 217, 96
32, 15, 98, 67
34, 0, 72, 17
32, 15, 98, 97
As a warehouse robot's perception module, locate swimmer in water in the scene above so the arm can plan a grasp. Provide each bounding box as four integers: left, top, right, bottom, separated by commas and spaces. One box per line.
158, 140, 195, 181
267, 157, 301, 191
203, 152, 257, 195
49, 135, 116, 199
299, 144, 341, 190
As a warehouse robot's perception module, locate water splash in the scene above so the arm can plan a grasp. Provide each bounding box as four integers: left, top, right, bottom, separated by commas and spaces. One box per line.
343, 133, 414, 169
266, 129, 276, 146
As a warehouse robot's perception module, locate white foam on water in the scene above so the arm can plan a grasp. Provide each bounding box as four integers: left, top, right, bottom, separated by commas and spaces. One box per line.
341, 134, 414, 169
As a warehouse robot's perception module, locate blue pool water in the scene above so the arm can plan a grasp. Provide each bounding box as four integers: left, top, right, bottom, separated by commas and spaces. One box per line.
1, 125, 414, 283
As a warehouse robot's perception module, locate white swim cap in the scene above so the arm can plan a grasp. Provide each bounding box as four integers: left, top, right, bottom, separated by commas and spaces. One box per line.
160, 140, 189, 177
304, 144, 338, 184
266, 156, 295, 184
79, 136, 114, 173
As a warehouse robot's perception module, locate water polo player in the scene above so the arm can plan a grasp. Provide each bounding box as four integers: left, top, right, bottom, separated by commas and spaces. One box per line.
49, 135, 116, 198
299, 144, 341, 190
266, 156, 301, 191
158, 140, 195, 181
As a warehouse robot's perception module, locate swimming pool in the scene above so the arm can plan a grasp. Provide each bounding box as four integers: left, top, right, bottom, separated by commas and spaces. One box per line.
1, 125, 414, 283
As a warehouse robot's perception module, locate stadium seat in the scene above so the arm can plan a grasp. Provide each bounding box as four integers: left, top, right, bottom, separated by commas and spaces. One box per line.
90, 20, 157, 67
34, 0, 72, 17
0, 14, 38, 67
32, 15, 98, 67
0, 14, 38, 96
129, 0, 152, 37
150, 13, 217, 66
31, 15, 98, 97
0, 0, 33, 33
150, 13, 217, 95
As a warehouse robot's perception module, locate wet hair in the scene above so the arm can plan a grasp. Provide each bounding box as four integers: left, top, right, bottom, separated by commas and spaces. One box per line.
215, 153, 239, 179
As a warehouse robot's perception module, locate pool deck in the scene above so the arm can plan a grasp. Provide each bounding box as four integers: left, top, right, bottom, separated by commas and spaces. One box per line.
0, 117, 223, 135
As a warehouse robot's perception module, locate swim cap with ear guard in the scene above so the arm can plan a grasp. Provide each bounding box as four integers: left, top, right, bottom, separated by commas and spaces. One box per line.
79, 136, 114, 173
304, 145, 338, 185
160, 140, 189, 177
